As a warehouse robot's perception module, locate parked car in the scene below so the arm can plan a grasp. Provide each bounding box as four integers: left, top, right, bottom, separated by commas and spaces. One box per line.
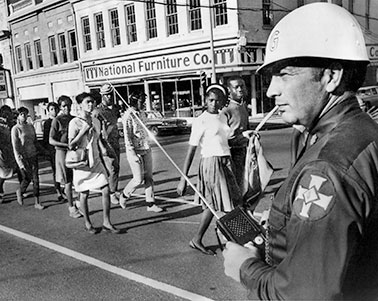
355, 88, 378, 123
357, 85, 378, 108
118, 110, 188, 137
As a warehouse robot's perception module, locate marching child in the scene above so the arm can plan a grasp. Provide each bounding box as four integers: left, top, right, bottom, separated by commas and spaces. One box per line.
177, 84, 242, 255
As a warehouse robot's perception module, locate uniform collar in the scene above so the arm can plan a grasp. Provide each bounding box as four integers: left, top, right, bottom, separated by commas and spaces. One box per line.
309, 94, 361, 139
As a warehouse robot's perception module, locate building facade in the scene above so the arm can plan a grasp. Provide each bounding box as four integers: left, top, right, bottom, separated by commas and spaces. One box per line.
0, 0, 13, 107
7, 0, 82, 119
2, 0, 378, 119
72, 0, 278, 117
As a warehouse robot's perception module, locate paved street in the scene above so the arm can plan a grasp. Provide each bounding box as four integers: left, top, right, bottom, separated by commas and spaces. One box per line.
0, 127, 293, 301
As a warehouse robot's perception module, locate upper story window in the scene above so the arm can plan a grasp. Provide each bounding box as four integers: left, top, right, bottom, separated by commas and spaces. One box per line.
48, 36, 58, 65
15, 45, 24, 72
24, 42, 33, 70
125, 4, 137, 43
109, 8, 121, 46
68, 30, 78, 61
146, 0, 157, 39
188, 0, 202, 31
166, 0, 178, 35
262, 0, 273, 26
213, 0, 227, 26
34, 39, 43, 68
95, 13, 106, 49
82, 16, 92, 52
58, 33, 68, 63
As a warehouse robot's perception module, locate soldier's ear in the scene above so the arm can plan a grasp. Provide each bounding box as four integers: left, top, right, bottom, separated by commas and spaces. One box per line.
323, 63, 343, 93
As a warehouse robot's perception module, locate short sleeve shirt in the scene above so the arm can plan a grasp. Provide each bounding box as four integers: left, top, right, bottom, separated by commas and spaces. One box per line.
189, 111, 231, 158
50, 114, 73, 150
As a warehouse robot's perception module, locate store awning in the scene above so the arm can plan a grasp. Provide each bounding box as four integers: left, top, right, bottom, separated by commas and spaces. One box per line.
18, 84, 48, 100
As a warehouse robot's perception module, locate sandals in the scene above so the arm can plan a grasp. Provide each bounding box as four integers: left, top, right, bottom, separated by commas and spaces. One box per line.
189, 240, 216, 256
102, 225, 121, 234
34, 203, 45, 210
85, 225, 99, 235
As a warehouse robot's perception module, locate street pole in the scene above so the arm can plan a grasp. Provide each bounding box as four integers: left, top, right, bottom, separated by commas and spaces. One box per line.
209, 0, 216, 83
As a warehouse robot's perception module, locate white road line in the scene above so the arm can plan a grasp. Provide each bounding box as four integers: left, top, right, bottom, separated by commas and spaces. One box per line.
0, 224, 214, 301
163, 220, 199, 225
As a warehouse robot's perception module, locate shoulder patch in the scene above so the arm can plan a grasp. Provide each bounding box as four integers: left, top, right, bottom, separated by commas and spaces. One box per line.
293, 173, 335, 221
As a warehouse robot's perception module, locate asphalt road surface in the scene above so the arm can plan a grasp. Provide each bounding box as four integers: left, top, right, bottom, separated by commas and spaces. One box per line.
0, 127, 293, 301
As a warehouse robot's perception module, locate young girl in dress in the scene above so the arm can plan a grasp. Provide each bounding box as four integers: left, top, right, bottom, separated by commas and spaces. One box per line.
50, 96, 82, 218
177, 84, 242, 255
68, 92, 119, 234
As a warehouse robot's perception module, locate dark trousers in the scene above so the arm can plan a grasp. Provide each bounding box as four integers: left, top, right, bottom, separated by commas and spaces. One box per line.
230, 147, 247, 190
103, 147, 120, 193
18, 156, 39, 197
47, 151, 60, 191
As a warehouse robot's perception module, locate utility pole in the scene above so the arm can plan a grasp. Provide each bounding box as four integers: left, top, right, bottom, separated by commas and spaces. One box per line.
208, 0, 216, 83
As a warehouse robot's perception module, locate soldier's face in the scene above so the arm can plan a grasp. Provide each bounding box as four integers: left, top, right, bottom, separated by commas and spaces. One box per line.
266, 66, 328, 128
102, 93, 113, 106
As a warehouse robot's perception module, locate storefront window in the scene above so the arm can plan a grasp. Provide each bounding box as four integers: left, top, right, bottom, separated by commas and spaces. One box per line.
105, 79, 203, 117
175, 80, 193, 117
114, 84, 144, 112
146, 79, 202, 117
161, 81, 175, 113
149, 82, 162, 112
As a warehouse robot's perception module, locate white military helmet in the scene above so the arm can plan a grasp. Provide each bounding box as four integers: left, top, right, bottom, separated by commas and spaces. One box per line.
99, 83, 113, 95
257, 3, 369, 73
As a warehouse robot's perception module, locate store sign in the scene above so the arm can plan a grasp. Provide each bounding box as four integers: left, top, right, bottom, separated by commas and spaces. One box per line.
83, 49, 212, 82
0, 70, 7, 99
367, 45, 378, 62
